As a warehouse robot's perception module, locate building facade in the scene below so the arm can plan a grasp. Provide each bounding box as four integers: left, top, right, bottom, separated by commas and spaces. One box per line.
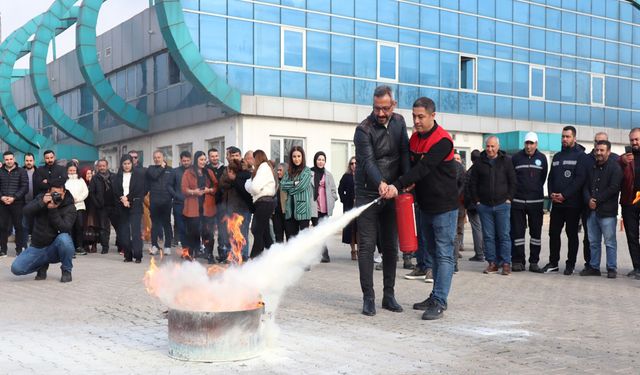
2, 0, 640, 174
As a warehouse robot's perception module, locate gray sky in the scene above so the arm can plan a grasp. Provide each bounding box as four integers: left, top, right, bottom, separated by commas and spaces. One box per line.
1, 0, 149, 67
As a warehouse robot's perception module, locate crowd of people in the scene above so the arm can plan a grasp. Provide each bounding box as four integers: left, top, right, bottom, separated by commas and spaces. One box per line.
4, 85, 640, 323
2, 143, 350, 282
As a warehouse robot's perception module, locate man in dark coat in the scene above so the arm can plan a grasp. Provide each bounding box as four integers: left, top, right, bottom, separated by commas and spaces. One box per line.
0, 151, 29, 256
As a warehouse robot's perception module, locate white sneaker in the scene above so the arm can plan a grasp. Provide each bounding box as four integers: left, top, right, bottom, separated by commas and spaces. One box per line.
149, 245, 159, 255
163, 247, 171, 255
374, 254, 382, 263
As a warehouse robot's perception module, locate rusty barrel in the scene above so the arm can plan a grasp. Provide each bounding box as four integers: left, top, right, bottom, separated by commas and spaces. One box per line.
168, 305, 266, 362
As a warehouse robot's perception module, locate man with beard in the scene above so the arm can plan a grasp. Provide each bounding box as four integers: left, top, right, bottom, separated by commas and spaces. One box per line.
90, 159, 119, 254
167, 151, 192, 247
353, 85, 409, 316
619, 127, 640, 280
34, 150, 67, 196
542, 126, 587, 275
0, 151, 29, 257
22, 153, 36, 249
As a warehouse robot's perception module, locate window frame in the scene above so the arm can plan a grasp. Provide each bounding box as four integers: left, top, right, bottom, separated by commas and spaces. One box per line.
270, 136, 306, 164
591, 74, 605, 107
529, 65, 546, 100
377, 41, 399, 83
459, 54, 478, 92
280, 26, 306, 71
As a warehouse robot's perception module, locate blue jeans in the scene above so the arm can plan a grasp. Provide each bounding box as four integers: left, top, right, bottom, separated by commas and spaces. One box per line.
477, 203, 512, 265
586, 212, 617, 270
415, 208, 433, 271
420, 208, 457, 306
11, 233, 75, 275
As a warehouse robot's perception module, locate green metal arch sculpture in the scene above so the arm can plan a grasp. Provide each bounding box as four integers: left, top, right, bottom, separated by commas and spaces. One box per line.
76, 0, 149, 132
30, 1, 94, 145
155, 0, 241, 114
0, 16, 52, 152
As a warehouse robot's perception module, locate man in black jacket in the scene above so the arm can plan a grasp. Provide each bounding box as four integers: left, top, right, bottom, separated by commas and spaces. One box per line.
147, 150, 174, 256
543, 126, 587, 275
464, 150, 484, 262
11, 179, 76, 283
91, 159, 118, 254
387, 97, 458, 320
354, 85, 410, 317
470, 136, 517, 275
33, 150, 67, 196
0, 151, 29, 257
580, 140, 622, 279
207, 148, 226, 260
510, 132, 548, 273
167, 151, 192, 248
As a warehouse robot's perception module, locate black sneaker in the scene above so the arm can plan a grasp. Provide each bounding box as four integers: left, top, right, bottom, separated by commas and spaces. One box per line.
541, 263, 559, 273
413, 296, 448, 311
512, 263, 525, 272
75, 247, 87, 256
529, 263, 543, 273
60, 270, 72, 283
468, 254, 485, 262
607, 269, 617, 279
375, 262, 383, 271
101, 247, 109, 254
404, 268, 427, 280
421, 300, 446, 320
35, 264, 48, 280
563, 265, 575, 276
579, 268, 601, 276
402, 255, 413, 270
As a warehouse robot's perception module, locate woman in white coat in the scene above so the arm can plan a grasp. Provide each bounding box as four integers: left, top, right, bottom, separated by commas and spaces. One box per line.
311, 151, 338, 263
244, 150, 277, 259
65, 162, 89, 256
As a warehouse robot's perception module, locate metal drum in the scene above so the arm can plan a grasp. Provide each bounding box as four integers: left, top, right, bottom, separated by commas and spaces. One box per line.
168, 305, 266, 362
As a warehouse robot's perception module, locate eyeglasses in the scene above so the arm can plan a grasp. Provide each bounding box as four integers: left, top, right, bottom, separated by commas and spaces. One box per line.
350, 162, 356, 165
131, 156, 138, 159
373, 106, 393, 113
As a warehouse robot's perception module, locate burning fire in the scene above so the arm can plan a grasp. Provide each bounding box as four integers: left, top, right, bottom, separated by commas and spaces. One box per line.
224, 213, 246, 265
143, 213, 263, 312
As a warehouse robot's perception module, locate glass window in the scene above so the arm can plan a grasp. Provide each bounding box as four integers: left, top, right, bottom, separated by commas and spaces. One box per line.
496, 97, 512, 118
281, 71, 305, 99
399, 85, 420, 109
619, 110, 632, 130
228, 20, 253, 64
255, 24, 280, 67
478, 0, 495, 17
546, 8, 561, 30
561, 11, 576, 33
307, 74, 330, 101
561, 71, 576, 103
400, 47, 419, 84
440, 91, 458, 113
460, 55, 476, 91
419, 49, 439, 86
495, 61, 512, 95
440, 10, 458, 36
621, 24, 633, 44
496, 0, 512, 21
355, 80, 377, 105
331, 0, 354, 17
620, 45, 632, 65
331, 17, 354, 34
399, 3, 419, 28
228, 66, 253, 95
331, 77, 354, 104
530, 5, 545, 27
282, 9, 305, 27
378, 0, 398, 24
561, 104, 576, 125
459, 15, 477, 39
619, 79, 632, 109
355, 39, 377, 79
355, 0, 376, 21
575, 72, 590, 104
633, 81, 640, 110
254, 68, 280, 96
308, 0, 330, 12
562, 35, 576, 55
513, 98, 528, 120
530, 28, 545, 51
477, 59, 494, 93
356, 21, 376, 38
496, 22, 512, 44
478, 94, 495, 117
331, 35, 354, 76
228, 0, 252, 18
529, 100, 545, 122
157, 146, 173, 167
576, 15, 590, 35
200, 16, 226, 61
545, 102, 561, 123
530, 66, 545, 99
545, 68, 560, 101
514, 2, 529, 24
478, 19, 495, 42
255, 4, 280, 23
307, 14, 329, 30
282, 28, 305, 69
378, 43, 398, 81
440, 52, 459, 89
591, 107, 605, 127
459, 92, 477, 115
420, 7, 439, 33
513, 63, 529, 97
604, 109, 617, 129
513, 25, 528, 48
546, 31, 561, 53
306, 32, 330, 73
605, 77, 618, 108
459, 0, 477, 13
592, 18, 605, 38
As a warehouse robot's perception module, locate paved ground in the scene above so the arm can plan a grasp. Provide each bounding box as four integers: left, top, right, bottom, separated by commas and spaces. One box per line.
1, 221, 639, 375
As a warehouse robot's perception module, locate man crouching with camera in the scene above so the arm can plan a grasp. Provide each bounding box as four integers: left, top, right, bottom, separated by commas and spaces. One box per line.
11, 178, 76, 282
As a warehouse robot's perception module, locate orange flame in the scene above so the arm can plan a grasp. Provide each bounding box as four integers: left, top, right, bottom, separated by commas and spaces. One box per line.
181, 247, 192, 261
143, 257, 159, 294
224, 214, 246, 265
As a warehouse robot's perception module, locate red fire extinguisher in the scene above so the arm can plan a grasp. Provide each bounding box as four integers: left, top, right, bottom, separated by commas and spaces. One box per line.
395, 193, 418, 253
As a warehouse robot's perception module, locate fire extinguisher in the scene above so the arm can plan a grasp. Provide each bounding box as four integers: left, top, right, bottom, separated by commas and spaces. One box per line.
395, 193, 418, 253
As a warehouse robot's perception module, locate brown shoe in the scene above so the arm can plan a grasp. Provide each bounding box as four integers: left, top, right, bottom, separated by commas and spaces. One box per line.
351, 250, 358, 261
483, 262, 499, 274
501, 263, 511, 276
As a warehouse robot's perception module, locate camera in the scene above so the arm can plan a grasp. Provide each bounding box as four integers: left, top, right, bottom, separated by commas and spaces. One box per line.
51, 191, 63, 204
626, 146, 633, 154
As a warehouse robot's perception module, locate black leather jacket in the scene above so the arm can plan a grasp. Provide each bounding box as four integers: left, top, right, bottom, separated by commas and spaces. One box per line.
353, 112, 410, 201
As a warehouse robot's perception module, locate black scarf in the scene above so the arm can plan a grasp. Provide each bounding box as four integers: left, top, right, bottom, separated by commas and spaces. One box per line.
311, 166, 324, 201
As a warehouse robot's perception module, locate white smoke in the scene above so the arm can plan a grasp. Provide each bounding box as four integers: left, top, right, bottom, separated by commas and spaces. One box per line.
145, 200, 376, 314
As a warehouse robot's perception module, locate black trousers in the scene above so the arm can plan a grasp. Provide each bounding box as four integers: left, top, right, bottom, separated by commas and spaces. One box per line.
622, 205, 640, 270
118, 208, 143, 261
285, 218, 310, 238
272, 209, 286, 243
580, 208, 591, 267
99, 206, 119, 250
251, 200, 276, 258
549, 205, 581, 267
184, 216, 215, 258
510, 204, 543, 265
72, 209, 86, 249
150, 202, 173, 249
0, 203, 25, 251
356, 198, 397, 300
